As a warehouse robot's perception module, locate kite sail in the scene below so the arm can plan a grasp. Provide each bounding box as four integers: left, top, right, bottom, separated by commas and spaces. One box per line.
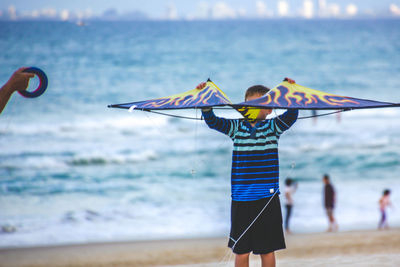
108, 80, 232, 111
235, 81, 399, 110
108, 80, 399, 120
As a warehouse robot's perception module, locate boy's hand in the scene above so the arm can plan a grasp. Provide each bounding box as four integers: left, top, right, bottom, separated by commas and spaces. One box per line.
196, 82, 207, 90
5, 67, 35, 93
284, 77, 296, 84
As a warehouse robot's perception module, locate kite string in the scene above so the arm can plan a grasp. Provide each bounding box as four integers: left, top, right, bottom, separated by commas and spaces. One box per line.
143, 108, 232, 178
142, 108, 350, 121
145, 108, 235, 266
228, 162, 296, 253
230, 190, 279, 251
140, 109, 300, 264
218, 247, 234, 266
137, 107, 347, 264
297, 109, 349, 120
145, 110, 203, 120
142, 108, 342, 255
191, 108, 200, 178
187, 109, 298, 258
0, 92, 21, 143
186, 109, 235, 175
141, 108, 338, 262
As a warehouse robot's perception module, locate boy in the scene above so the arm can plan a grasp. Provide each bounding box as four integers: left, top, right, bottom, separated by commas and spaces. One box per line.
196, 78, 298, 267
378, 189, 392, 230
284, 178, 297, 234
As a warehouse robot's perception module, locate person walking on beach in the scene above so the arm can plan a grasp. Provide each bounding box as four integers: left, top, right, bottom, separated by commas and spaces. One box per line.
284, 178, 297, 234
197, 78, 298, 267
0, 67, 34, 115
378, 189, 392, 230
323, 174, 338, 232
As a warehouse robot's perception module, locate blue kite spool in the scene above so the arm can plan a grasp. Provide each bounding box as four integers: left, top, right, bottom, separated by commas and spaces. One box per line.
18, 67, 48, 98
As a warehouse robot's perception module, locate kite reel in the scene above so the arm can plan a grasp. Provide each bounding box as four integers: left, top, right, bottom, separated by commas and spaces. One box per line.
18, 67, 48, 98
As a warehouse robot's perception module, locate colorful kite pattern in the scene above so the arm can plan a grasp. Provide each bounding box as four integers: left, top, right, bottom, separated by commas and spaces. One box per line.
234, 82, 397, 110
109, 81, 232, 110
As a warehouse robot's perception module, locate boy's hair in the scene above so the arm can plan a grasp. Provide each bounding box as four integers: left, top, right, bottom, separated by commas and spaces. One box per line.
245, 85, 270, 100
383, 189, 391, 196
285, 178, 293, 186
323, 174, 330, 181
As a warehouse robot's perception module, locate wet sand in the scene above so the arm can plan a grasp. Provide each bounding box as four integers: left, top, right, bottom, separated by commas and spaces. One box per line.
0, 228, 399, 267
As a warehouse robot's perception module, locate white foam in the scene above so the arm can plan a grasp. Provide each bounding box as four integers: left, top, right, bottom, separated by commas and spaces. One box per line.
68, 149, 157, 166
1, 113, 169, 137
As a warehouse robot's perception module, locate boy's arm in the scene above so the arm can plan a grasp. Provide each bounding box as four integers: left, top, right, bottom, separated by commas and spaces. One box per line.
196, 81, 238, 138
202, 108, 238, 138
273, 77, 298, 134
274, 109, 299, 134
0, 83, 14, 115
0, 67, 34, 115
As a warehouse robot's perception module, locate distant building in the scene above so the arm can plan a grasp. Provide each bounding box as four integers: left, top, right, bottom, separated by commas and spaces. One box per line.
329, 3, 340, 17
390, 4, 400, 16
166, 4, 178, 20
277, 0, 289, 17
60, 10, 70, 21
315, 0, 345, 18
196, 2, 212, 20
301, 0, 314, 19
212, 2, 237, 19
317, 0, 327, 17
346, 4, 358, 17
256, 0, 272, 18
8, 5, 17, 20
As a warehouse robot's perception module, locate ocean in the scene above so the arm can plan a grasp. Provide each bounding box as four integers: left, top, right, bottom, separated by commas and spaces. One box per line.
0, 19, 399, 248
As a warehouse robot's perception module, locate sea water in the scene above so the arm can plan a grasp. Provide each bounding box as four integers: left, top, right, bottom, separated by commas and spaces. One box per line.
0, 20, 399, 248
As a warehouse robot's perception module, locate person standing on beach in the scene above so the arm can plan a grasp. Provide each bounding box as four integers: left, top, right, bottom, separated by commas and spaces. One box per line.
197, 78, 298, 267
378, 189, 392, 230
0, 67, 34, 115
323, 174, 338, 232
284, 178, 297, 234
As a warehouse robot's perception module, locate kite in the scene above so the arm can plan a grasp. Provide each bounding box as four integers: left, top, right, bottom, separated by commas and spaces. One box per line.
108, 79, 399, 121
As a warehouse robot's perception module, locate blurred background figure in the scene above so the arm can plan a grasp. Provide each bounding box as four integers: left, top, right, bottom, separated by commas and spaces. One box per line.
311, 110, 341, 125
336, 112, 341, 123
323, 174, 338, 232
284, 177, 297, 234
378, 189, 392, 230
0, 67, 34, 115
311, 110, 318, 125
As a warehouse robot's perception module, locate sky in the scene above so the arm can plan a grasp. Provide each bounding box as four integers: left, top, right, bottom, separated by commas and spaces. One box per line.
1, 0, 399, 18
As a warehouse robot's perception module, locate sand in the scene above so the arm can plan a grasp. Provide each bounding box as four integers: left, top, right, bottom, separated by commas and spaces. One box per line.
0, 228, 399, 267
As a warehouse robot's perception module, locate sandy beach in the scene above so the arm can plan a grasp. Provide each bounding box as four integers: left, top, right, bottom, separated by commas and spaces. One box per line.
0, 228, 399, 267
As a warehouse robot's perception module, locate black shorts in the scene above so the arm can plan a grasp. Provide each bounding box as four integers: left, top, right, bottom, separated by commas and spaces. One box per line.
228, 195, 286, 254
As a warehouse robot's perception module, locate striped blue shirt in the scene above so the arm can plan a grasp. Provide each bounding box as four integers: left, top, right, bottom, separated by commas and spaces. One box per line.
202, 109, 298, 201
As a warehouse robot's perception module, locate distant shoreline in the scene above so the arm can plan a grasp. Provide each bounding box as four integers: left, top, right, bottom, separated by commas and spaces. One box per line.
1, 18, 400, 23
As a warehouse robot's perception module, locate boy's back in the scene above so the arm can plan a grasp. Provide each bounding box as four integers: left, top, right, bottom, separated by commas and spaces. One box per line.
202, 109, 298, 201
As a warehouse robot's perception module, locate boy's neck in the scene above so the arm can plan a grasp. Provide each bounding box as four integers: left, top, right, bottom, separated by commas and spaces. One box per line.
249, 119, 264, 127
